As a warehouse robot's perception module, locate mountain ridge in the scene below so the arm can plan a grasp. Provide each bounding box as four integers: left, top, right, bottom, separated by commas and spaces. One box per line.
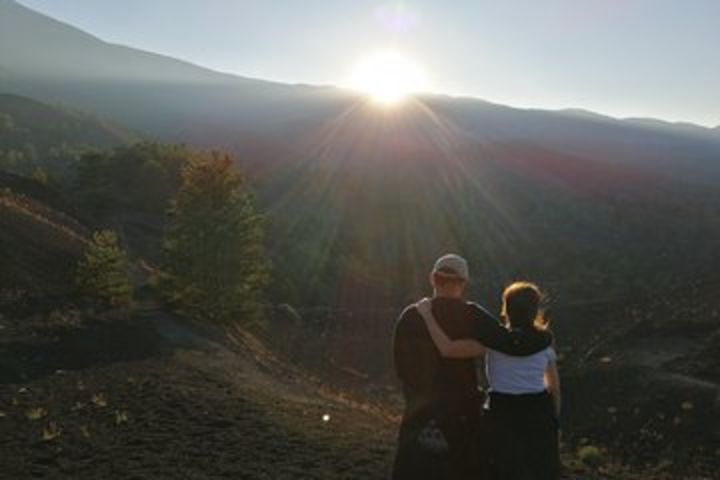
2, 0, 719, 150
2, 0, 268, 85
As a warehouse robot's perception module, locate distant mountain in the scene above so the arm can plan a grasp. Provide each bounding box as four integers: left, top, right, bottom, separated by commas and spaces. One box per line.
623, 117, 720, 141
1, 0, 719, 184
0, 0, 346, 141
0, 0, 236, 84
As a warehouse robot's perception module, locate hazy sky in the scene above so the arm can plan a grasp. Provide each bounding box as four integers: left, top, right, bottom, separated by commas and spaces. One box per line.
16, 0, 720, 126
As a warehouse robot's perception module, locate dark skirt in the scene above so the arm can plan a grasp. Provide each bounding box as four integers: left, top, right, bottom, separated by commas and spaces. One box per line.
484, 391, 560, 480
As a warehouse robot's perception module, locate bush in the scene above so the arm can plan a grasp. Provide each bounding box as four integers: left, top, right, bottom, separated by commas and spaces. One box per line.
76, 230, 133, 306
577, 444, 605, 468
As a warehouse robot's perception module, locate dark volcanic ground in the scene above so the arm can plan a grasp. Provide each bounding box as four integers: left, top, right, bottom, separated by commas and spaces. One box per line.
0, 299, 716, 480
0, 304, 396, 479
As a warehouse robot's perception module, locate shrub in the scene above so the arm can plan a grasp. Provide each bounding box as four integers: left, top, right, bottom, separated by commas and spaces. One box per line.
76, 230, 133, 306
577, 444, 605, 468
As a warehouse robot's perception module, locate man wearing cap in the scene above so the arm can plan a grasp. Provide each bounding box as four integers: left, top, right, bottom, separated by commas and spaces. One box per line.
391, 254, 552, 480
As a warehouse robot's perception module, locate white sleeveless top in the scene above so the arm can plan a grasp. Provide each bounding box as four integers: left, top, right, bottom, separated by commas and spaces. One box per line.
486, 346, 556, 394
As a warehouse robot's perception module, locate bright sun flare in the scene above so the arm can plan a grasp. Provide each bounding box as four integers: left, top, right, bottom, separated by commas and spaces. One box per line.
349, 50, 429, 106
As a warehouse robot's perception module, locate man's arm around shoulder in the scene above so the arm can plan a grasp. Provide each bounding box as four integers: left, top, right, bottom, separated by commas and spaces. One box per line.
467, 302, 552, 356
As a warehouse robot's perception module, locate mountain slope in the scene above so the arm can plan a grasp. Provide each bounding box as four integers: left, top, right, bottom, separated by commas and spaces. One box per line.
0, 0, 236, 84
0, 0, 346, 140
0, 93, 137, 151
1, 0, 719, 182
0, 299, 397, 479
0, 93, 138, 180
0, 172, 89, 297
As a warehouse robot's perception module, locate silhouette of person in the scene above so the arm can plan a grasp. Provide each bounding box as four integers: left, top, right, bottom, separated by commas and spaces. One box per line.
391, 254, 551, 479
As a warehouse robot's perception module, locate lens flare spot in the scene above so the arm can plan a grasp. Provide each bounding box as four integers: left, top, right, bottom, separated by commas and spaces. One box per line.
375, 4, 420, 33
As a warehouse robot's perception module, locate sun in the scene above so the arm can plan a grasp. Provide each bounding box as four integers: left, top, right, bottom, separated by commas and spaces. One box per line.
349, 50, 429, 106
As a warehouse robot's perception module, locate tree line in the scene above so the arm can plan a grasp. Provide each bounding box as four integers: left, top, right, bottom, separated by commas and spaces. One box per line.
2, 141, 268, 326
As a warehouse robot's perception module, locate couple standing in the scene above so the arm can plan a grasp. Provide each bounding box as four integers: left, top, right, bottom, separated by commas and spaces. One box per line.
392, 254, 561, 480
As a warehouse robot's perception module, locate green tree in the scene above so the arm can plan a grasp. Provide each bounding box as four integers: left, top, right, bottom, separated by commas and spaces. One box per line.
161, 152, 268, 324
76, 230, 133, 306
72, 142, 188, 218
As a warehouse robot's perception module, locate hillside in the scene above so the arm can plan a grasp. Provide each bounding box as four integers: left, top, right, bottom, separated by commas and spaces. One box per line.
0, 146, 716, 478
0, 302, 397, 479
0, 139, 715, 478
260, 279, 720, 478
559, 280, 720, 473
0, 172, 88, 297
3, 297, 707, 480
0, 93, 137, 176
0, 94, 136, 149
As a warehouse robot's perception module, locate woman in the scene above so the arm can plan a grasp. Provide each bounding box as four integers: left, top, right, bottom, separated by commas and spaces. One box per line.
416, 281, 561, 480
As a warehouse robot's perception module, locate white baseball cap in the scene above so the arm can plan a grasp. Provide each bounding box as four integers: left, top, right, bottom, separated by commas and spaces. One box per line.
432, 254, 469, 281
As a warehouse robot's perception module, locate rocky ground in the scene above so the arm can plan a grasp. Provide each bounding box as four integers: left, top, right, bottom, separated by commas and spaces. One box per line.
0, 299, 716, 479
0, 301, 395, 479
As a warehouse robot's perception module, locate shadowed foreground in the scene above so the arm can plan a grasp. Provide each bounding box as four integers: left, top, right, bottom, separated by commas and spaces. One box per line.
0, 305, 396, 479
0, 305, 710, 479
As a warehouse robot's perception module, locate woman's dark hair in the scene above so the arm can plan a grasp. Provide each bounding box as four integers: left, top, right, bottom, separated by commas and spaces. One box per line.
501, 281, 548, 331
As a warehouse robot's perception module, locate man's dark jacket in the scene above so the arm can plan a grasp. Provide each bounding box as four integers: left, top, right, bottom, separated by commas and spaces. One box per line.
391, 297, 551, 480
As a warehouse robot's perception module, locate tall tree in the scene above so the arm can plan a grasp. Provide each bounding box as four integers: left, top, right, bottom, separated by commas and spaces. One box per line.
161, 152, 268, 324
